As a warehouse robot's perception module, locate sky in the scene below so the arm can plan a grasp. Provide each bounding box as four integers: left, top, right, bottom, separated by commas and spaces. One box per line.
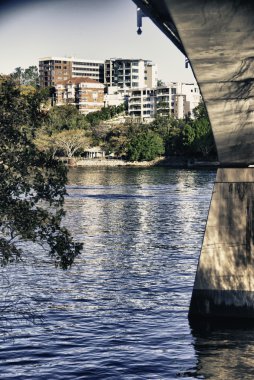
0, 0, 196, 83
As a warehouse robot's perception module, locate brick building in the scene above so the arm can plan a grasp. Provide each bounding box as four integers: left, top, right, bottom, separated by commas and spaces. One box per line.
39, 57, 104, 87
54, 77, 105, 114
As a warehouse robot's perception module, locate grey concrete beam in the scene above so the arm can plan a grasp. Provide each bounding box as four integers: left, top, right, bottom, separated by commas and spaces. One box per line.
134, 0, 254, 165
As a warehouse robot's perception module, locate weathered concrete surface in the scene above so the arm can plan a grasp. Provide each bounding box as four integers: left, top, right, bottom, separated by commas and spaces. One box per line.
189, 168, 254, 318
133, 0, 254, 166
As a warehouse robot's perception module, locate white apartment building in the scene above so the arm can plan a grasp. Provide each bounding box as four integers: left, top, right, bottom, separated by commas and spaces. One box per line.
175, 82, 200, 118
127, 82, 201, 121
104, 58, 158, 89
39, 56, 104, 87
128, 88, 156, 120
156, 86, 176, 116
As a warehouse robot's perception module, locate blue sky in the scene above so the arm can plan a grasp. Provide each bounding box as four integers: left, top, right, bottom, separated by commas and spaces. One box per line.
0, 0, 195, 83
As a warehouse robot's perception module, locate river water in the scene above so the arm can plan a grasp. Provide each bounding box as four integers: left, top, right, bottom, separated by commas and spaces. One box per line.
1, 167, 254, 379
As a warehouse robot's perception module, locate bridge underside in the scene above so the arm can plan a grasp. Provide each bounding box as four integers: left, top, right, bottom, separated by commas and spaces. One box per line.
133, 0, 254, 319
133, 0, 254, 166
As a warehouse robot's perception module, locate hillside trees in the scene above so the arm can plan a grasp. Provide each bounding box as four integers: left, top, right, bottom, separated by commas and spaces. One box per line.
0, 77, 82, 269
49, 130, 91, 158
46, 105, 89, 132
11, 66, 39, 88
126, 126, 165, 161
85, 104, 126, 126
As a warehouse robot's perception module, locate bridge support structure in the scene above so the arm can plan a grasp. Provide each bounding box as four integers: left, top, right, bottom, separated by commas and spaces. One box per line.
189, 168, 254, 319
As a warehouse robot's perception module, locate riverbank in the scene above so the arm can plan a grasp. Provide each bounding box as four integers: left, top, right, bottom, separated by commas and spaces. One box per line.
62, 156, 220, 168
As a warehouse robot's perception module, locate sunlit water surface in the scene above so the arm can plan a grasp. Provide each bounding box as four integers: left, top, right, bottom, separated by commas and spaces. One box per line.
1, 167, 253, 379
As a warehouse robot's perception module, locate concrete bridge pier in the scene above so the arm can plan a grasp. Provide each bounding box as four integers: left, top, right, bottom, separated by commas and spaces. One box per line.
189, 168, 254, 319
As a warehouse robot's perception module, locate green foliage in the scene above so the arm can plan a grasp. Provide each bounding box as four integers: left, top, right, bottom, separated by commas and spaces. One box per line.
151, 102, 216, 158
48, 129, 91, 158
11, 66, 39, 88
157, 79, 165, 87
0, 77, 82, 269
126, 128, 165, 161
105, 124, 129, 158
165, 125, 183, 156
191, 117, 215, 157
182, 124, 195, 149
85, 104, 125, 126
192, 101, 208, 120
46, 105, 89, 132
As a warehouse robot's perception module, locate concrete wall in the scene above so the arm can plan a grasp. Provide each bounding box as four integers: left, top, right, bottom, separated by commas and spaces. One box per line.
189, 168, 254, 318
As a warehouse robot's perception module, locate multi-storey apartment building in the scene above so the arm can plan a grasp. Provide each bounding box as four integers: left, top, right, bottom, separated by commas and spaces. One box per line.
127, 82, 201, 121
104, 58, 158, 89
54, 77, 104, 114
128, 88, 156, 120
156, 86, 176, 116
174, 83, 200, 118
39, 57, 104, 87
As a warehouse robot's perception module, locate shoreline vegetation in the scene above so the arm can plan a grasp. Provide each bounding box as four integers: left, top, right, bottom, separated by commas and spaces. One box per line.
34, 100, 217, 168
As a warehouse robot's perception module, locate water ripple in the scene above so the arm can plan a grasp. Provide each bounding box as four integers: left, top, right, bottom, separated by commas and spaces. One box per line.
1, 167, 240, 380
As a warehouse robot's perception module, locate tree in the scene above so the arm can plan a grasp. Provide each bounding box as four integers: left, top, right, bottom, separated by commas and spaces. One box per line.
34, 128, 59, 158
46, 105, 89, 132
150, 114, 178, 140
11, 66, 39, 88
85, 104, 125, 126
0, 77, 82, 269
192, 118, 215, 157
51, 129, 91, 158
157, 79, 165, 87
192, 101, 208, 120
126, 129, 165, 161
182, 123, 196, 150
105, 124, 130, 158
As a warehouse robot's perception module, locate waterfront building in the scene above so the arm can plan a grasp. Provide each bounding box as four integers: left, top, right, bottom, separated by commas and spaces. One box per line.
54, 77, 104, 114
127, 82, 201, 121
128, 88, 156, 121
174, 82, 200, 118
39, 57, 104, 87
156, 82, 200, 118
156, 85, 176, 116
104, 58, 158, 89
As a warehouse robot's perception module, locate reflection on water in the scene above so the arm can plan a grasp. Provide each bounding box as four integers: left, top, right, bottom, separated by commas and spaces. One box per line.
2, 167, 250, 379
188, 319, 254, 380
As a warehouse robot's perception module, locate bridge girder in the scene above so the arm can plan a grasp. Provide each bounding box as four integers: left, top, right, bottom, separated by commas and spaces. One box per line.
133, 0, 254, 167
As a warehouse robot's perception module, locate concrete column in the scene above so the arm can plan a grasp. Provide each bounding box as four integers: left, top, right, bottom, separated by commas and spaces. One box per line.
189, 168, 254, 319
